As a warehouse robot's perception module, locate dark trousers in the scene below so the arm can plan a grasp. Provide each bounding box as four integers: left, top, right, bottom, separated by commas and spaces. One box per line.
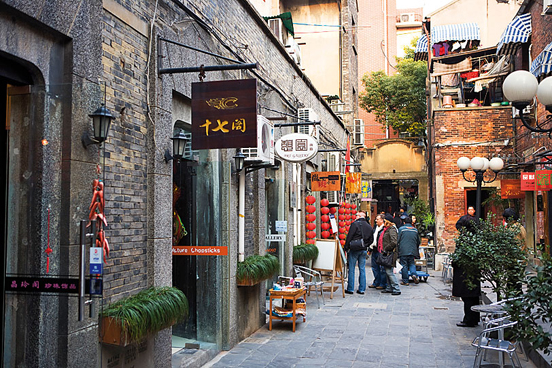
461, 296, 480, 325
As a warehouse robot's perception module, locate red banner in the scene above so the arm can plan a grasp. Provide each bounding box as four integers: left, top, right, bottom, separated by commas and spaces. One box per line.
521, 172, 535, 191
536, 170, 552, 191
501, 179, 524, 199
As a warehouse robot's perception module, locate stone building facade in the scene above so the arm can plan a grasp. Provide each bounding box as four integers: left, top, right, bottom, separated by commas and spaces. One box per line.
1, 0, 349, 367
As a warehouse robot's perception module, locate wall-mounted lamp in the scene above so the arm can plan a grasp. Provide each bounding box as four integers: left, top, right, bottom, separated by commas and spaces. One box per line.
164, 131, 189, 163
234, 150, 246, 172
82, 104, 115, 148
502, 71, 552, 135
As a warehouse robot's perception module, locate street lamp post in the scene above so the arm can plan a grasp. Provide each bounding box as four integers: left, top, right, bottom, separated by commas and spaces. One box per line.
457, 156, 504, 219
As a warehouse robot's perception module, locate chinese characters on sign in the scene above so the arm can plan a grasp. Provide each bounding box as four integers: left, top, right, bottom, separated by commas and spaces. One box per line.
500, 179, 524, 199
192, 79, 257, 149
5, 277, 80, 294
275, 133, 319, 163
536, 170, 552, 191
521, 172, 536, 191
311, 171, 341, 192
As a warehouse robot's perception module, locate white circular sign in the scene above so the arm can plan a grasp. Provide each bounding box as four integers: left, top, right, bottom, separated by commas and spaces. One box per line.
275, 133, 319, 163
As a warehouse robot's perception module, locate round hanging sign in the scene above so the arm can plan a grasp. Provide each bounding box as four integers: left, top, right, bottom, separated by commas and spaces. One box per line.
275, 133, 318, 163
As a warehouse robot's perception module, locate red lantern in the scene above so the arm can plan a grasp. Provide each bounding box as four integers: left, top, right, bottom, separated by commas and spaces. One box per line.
338, 208, 345, 214
306, 231, 316, 239
352, 210, 357, 215
339, 227, 346, 233
338, 215, 345, 221
352, 204, 357, 209
329, 207, 337, 214
321, 215, 330, 222
305, 205, 316, 213
306, 239, 316, 245
339, 234, 346, 240
346, 226, 350, 231
340, 240, 346, 246
306, 195, 316, 204
321, 223, 330, 230
321, 231, 330, 238
320, 198, 330, 207
345, 203, 351, 208
345, 209, 351, 214
306, 223, 316, 231
306, 214, 316, 222
339, 221, 346, 227
321, 207, 330, 215
339, 202, 345, 207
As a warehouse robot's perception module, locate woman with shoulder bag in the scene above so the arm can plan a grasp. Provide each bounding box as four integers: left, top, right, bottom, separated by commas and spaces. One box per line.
344, 211, 374, 295
377, 214, 401, 295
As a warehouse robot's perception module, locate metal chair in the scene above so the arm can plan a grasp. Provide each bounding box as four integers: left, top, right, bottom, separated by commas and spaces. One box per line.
471, 316, 522, 368
441, 255, 453, 284
293, 265, 324, 309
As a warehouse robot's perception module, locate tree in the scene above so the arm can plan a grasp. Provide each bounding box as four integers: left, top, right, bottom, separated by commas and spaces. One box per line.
360, 57, 427, 137
450, 216, 527, 301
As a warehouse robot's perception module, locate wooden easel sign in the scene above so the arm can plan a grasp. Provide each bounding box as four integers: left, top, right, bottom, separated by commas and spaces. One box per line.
312, 238, 345, 298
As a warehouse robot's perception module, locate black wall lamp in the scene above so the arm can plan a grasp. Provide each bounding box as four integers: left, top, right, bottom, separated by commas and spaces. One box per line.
503, 71, 552, 135
164, 131, 189, 163
82, 104, 115, 148
234, 150, 246, 172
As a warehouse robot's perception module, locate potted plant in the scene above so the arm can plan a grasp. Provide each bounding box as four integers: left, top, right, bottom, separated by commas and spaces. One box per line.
405, 197, 434, 238
237, 254, 279, 286
99, 286, 189, 346
293, 243, 319, 265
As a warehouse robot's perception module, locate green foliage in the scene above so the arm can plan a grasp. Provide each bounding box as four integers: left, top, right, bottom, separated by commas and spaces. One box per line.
450, 216, 527, 300
360, 58, 427, 137
404, 197, 434, 236
100, 286, 189, 342
505, 249, 552, 354
237, 254, 280, 284
399, 36, 419, 61
293, 243, 319, 264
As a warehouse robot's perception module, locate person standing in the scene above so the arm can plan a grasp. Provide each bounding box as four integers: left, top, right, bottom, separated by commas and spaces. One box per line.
398, 216, 421, 285
502, 208, 527, 253
344, 211, 374, 295
379, 214, 401, 295
453, 206, 480, 327
368, 214, 387, 290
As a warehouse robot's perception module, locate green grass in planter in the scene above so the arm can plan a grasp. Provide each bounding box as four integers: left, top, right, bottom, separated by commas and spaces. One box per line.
237, 254, 280, 283
100, 286, 189, 342
293, 244, 319, 264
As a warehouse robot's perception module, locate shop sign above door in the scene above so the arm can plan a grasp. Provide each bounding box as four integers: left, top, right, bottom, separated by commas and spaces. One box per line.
191, 79, 257, 149
275, 133, 318, 162
311, 171, 340, 191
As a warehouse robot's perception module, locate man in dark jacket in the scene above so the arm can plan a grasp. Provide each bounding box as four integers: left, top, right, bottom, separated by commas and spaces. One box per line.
344, 211, 374, 295
398, 216, 421, 285
453, 205, 481, 327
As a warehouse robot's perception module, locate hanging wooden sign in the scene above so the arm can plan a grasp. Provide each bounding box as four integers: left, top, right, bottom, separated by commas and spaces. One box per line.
500, 179, 524, 199
275, 133, 318, 162
311, 171, 340, 191
191, 79, 257, 149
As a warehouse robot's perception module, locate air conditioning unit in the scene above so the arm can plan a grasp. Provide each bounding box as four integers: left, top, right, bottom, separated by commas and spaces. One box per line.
326, 190, 340, 205
297, 108, 320, 141
268, 18, 284, 43
285, 37, 302, 66
400, 13, 416, 23
544, 0, 552, 14
353, 119, 364, 145
241, 115, 275, 165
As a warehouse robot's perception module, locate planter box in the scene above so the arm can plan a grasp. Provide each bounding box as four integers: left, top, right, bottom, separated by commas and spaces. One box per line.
99, 316, 131, 346
237, 278, 262, 287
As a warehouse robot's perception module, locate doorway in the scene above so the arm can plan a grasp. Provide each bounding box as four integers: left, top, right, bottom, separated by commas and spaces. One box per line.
465, 188, 491, 218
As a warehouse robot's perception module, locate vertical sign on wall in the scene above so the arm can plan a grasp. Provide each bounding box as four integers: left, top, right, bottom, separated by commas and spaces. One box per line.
361, 180, 372, 201
536, 170, 552, 191
521, 172, 536, 191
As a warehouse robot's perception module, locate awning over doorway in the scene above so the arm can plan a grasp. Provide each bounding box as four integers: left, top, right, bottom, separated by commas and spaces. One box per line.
530, 41, 552, 79
497, 13, 531, 56
414, 23, 480, 60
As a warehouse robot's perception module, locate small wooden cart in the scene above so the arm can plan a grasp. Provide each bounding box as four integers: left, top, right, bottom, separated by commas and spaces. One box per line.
268, 288, 306, 332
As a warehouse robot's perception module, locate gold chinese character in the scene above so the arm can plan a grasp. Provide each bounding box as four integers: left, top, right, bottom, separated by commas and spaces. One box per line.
200, 119, 212, 136
212, 119, 229, 133
232, 118, 246, 132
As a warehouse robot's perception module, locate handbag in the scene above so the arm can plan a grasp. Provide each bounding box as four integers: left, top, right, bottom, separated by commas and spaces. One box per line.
376, 252, 394, 268
348, 223, 367, 251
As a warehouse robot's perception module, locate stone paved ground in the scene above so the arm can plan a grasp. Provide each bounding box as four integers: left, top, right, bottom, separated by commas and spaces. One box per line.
202, 269, 536, 368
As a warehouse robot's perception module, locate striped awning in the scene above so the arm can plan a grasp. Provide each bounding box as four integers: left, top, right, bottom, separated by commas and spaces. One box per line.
531, 41, 552, 79
497, 13, 531, 56
415, 34, 429, 53
431, 23, 480, 44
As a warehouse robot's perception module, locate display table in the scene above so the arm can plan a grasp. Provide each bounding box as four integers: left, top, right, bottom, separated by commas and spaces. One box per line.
268, 288, 306, 332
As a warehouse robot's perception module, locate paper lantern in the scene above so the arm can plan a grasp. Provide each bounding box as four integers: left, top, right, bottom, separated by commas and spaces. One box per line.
306, 231, 316, 239
321, 231, 330, 238
340, 240, 346, 246
338, 208, 345, 214
351, 204, 357, 209
345, 209, 351, 214
306, 223, 316, 231
321, 207, 330, 215
339, 202, 345, 207
338, 215, 345, 221
305, 205, 316, 213
338, 227, 346, 233
346, 226, 350, 231
320, 198, 330, 207
321, 215, 330, 222
329, 207, 337, 214
306, 214, 316, 222
306, 239, 316, 244
306, 195, 316, 204
321, 223, 330, 230
345, 203, 351, 208
339, 234, 346, 240
339, 221, 346, 227
352, 210, 357, 215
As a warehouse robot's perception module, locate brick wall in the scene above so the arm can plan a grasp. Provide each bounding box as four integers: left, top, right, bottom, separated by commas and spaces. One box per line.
432, 107, 514, 250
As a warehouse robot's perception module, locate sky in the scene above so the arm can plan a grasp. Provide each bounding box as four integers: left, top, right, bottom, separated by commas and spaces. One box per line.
396, 0, 454, 16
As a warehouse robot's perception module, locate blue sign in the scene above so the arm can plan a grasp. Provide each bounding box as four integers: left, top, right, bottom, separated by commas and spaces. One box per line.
90, 247, 103, 275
